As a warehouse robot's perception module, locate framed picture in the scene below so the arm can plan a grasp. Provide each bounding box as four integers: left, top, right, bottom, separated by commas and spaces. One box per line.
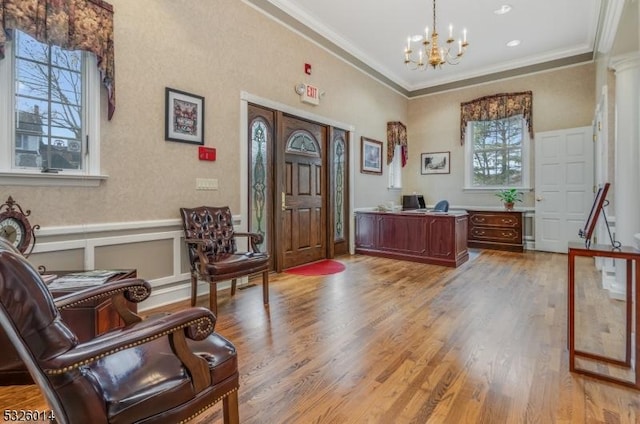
421, 151, 450, 174
361, 137, 383, 175
165, 87, 205, 145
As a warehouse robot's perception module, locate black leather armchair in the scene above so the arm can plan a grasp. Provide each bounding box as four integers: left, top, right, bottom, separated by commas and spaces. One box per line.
0, 241, 239, 424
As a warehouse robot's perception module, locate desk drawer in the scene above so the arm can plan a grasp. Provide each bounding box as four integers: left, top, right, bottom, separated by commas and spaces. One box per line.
469, 213, 520, 228
469, 226, 521, 243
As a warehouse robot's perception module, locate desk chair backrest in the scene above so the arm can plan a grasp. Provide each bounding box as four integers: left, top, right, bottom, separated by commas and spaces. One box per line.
433, 200, 450, 212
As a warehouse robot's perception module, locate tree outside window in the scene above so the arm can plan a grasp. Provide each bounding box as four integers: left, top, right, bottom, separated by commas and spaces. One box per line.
13, 30, 84, 170
469, 115, 524, 187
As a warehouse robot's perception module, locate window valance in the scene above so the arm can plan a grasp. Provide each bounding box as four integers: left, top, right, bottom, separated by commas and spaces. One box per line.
460, 91, 533, 144
0, 0, 116, 119
387, 121, 407, 166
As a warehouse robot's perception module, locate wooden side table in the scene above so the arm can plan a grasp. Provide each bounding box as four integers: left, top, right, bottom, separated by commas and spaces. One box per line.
568, 242, 640, 389
0, 269, 137, 386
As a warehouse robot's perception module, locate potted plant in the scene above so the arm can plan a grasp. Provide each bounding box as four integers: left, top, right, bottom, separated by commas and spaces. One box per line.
495, 188, 522, 210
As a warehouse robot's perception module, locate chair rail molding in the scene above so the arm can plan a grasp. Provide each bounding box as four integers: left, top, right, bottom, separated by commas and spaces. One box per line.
31, 216, 244, 311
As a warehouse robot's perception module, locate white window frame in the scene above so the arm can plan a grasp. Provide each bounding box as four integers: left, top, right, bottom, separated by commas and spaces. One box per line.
0, 31, 106, 187
388, 144, 402, 190
463, 116, 531, 191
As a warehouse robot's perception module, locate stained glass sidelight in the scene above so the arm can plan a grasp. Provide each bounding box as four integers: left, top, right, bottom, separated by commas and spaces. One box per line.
333, 137, 345, 240
250, 119, 269, 248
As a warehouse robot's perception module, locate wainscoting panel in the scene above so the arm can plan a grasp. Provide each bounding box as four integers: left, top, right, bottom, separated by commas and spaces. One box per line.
28, 217, 245, 311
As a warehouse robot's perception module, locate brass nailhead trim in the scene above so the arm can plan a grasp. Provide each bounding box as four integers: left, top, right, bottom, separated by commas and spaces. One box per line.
57, 286, 151, 310
44, 316, 215, 375
178, 387, 239, 424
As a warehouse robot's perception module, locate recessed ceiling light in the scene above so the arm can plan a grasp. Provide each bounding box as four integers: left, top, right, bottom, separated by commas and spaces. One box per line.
506, 39, 521, 47
410, 34, 423, 42
494, 4, 512, 15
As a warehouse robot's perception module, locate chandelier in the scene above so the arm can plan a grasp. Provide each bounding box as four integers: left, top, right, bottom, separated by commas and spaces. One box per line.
403, 0, 469, 70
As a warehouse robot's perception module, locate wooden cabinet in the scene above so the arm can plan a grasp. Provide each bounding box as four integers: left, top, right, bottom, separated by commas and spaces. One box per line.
355, 211, 468, 267
467, 209, 523, 252
0, 270, 137, 385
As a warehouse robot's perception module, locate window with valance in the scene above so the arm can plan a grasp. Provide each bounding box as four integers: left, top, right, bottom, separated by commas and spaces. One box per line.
387, 121, 407, 165
386, 121, 407, 189
461, 91, 533, 188
460, 91, 533, 145
0, 0, 116, 119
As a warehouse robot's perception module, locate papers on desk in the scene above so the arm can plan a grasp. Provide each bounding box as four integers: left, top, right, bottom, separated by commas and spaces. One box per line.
48, 270, 125, 289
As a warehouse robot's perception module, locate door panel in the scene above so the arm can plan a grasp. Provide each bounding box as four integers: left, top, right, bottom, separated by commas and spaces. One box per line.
535, 127, 593, 253
279, 114, 327, 269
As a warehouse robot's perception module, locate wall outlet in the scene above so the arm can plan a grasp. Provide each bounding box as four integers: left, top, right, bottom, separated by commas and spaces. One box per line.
196, 178, 218, 190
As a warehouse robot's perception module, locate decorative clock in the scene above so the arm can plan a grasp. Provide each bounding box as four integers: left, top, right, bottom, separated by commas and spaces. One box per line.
0, 196, 39, 256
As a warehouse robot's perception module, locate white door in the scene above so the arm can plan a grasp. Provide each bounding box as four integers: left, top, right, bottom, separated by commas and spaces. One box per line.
535, 127, 594, 253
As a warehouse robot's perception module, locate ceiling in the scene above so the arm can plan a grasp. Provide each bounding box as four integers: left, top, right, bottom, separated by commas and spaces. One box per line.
245, 0, 604, 96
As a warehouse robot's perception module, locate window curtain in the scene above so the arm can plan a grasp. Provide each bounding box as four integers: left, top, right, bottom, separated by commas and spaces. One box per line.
387, 121, 408, 166
0, 0, 116, 120
460, 91, 533, 145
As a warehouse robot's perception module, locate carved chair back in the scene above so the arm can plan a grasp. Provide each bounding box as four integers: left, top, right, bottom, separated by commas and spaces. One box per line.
181, 206, 238, 263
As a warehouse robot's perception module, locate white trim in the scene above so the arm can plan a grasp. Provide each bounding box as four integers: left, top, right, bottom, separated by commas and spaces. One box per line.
597, 0, 625, 53
35, 218, 182, 236
240, 91, 355, 132
31, 217, 246, 310
0, 32, 105, 187
0, 172, 107, 187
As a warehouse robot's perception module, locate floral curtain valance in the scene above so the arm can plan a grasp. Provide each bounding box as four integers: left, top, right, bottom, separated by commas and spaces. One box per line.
0, 0, 116, 120
387, 121, 408, 166
460, 91, 533, 144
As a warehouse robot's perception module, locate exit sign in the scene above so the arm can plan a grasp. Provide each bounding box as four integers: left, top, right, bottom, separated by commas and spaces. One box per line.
300, 83, 321, 105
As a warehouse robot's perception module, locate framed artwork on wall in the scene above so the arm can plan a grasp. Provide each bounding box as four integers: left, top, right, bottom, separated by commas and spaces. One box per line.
360, 137, 383, 175
165, 87, 205, 145
421, 151, 450, 175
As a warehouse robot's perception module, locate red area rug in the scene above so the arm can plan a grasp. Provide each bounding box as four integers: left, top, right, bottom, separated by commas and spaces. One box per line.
285, 259, 346, 276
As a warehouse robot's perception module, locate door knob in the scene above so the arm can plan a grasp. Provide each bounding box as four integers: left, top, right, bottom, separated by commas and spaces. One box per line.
536, 196, 543, 202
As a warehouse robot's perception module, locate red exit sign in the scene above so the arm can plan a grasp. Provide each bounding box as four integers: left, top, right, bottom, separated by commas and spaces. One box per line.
301, 84, 320, 105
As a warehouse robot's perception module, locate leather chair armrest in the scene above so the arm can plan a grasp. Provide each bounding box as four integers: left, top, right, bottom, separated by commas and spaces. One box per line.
44, 307, 216, 379
54, 279, 152, 326
234, 232, 264, 253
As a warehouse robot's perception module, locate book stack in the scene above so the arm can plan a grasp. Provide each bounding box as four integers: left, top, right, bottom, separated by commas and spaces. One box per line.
48, 270, 124, 290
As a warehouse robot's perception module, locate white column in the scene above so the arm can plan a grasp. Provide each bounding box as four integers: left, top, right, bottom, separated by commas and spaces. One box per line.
609, 52, 640, 297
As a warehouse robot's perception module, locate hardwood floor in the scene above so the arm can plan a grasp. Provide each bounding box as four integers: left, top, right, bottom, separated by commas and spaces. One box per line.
2, 249, 640, 423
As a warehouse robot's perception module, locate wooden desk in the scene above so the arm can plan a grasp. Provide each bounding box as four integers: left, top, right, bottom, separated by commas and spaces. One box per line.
568, 242, 640, 389
354, 210, 468, 267
0, 269, 137, 386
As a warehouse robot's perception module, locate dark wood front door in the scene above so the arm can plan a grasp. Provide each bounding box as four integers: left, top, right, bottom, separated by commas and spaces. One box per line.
278, 114, 327, 269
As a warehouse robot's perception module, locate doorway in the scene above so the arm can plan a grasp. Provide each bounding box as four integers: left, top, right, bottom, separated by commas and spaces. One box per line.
246, 101, 350, 272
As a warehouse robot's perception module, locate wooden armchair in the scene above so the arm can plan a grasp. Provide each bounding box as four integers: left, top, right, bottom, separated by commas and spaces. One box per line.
0, 241, 239, 424
180, 206, 270, 315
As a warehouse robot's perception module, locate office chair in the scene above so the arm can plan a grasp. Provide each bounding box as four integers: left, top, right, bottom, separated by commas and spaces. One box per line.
433, 200, 450, 212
